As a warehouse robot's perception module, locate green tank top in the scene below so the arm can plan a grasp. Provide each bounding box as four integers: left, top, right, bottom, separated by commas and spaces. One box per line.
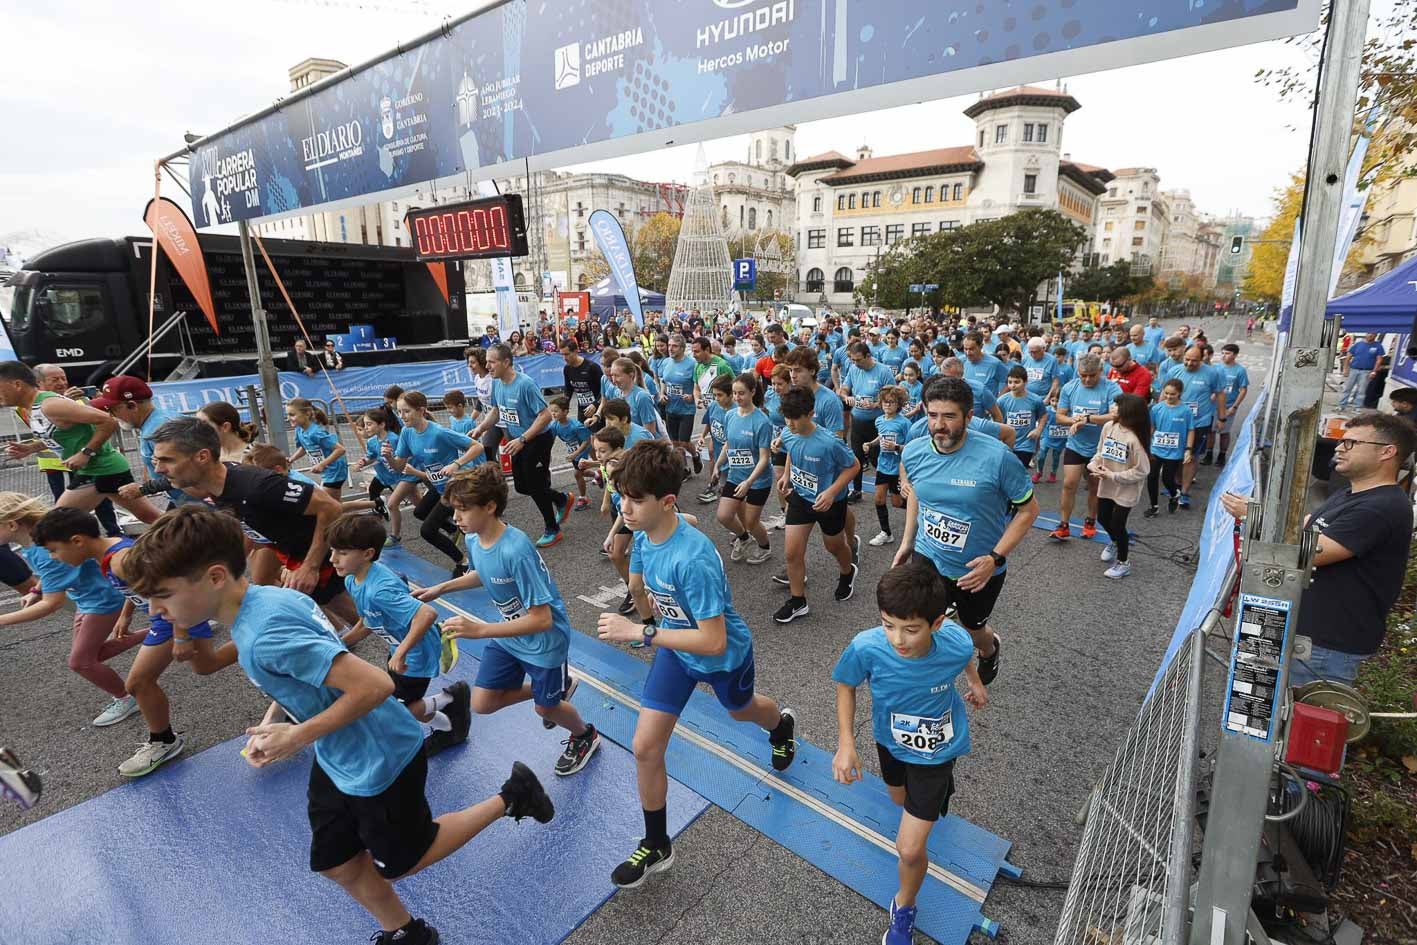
30, 391, 131, 477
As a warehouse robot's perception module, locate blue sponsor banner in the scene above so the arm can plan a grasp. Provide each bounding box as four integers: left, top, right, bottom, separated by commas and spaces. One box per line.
588, 209, 645, 326
188, 0, 1315, 227
148, 354, 569, 416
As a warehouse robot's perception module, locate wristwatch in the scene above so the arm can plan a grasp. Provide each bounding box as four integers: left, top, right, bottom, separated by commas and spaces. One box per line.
80, 447, 98, 458
641, 619, 658, 648
989, 551, 1006, 568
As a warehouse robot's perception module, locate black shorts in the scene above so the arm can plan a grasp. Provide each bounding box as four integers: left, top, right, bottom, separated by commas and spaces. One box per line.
874, 471, 901, 494
876, 744, 957, 822
771, 451, 787, 468
321, 479, 347, 490
1062, 448, 1090, 467
66, 469, 136, 495
723, 483, 771, 507
912, 552, 1006, 631
389, 671, 433, 705
510, 431, 555, 497
664, 413, 696, 443
615, 522, 633, 537
307, 748, 438, 879
785, 491, 848, 536
0, 545, 31, 589
1192, 426, 1213, 453
1012, 451, 1036, 469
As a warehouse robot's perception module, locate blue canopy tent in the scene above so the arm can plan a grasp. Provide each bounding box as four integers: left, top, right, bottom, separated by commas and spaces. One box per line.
1325, 254, 1417, 333
588, 277, 665, 324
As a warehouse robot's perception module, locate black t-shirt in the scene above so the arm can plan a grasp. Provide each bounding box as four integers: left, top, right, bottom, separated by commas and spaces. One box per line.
563, 358, 604, 415
1299, 483, 1413, 654
215, 464, 318, 561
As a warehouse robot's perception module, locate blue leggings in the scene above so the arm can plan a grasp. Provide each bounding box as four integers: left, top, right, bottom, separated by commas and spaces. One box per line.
1035, 446, 1064, 473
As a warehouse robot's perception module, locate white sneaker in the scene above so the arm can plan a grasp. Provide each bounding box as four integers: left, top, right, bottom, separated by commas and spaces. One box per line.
746, 543, 773, 564
764, 514, 787, 531
118, 735, 185, 777
868, 530, 895, 547
1100, 543, 1116, 563
92, 695, 140, 727
1104, 561, 1132, 579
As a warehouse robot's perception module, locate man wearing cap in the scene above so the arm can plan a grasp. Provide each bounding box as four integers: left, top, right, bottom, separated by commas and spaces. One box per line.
96, 378, 192, 508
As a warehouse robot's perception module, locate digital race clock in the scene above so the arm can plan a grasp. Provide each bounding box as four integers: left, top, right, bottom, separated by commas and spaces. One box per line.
404, 194, 530, 261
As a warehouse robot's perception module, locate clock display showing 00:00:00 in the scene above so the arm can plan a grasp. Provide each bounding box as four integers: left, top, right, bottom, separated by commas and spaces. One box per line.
406, 196, 529, 260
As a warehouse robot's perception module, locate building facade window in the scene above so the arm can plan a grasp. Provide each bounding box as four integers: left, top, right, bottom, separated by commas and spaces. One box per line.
848, 194, 856, 209
805, 267, 824, 292
838, 194, 847, 210
1036, 123, 1048, 143
837, 228, 855, 247
813, 195, 823, 213
861, 225, 881, 246
912, 187, 922, 204
1134, 220, 1146, 231
1023, 174, 1037, 195
952, 183, 963, 201
939, 220, 959, 231
722, 206, 730, 227
994, 124, 1007, 144
1132, 237, 1145, 246
912, 223, 931, 238
807, 228, 825, 249
755, 141, 762, 161
766, 210, 773, 229
833, 267, 854, 293
886, 224, 904, 244
770, 140, 778, 162
979, 129, 985, 148
740, 206, 745, 226
872, 191, 881, 208
748, 207, 757, 229
925, 186, 934, 203
861, 191, 870, 207
1105, 222, 1114, 232
1023, 124, 1034, 143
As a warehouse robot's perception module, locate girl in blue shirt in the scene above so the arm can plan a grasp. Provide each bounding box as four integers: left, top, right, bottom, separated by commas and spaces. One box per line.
355, 407, 421, 545
391, 391, 486, 574
1035, 404, 1069, 484
608, 357, 664, 439
1145, 378, 1195, 517
287, 398, 349, 499
717, 372, 775, 564
900, 363, 924, 420
0, 494, 142, 727
697, 375, 733, 505
866, 387, 913, 547
547, 395, 594, 510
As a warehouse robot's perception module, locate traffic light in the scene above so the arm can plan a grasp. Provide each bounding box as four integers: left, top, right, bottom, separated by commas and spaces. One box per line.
1230, 236, 1244, 256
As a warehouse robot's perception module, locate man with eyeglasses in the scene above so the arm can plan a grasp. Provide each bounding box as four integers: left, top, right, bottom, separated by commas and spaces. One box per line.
1222, 411, 1414, 686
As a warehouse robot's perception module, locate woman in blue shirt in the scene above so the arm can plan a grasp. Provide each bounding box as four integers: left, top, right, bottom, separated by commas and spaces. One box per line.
608, 358, 664, 440
716, 372, 775, 565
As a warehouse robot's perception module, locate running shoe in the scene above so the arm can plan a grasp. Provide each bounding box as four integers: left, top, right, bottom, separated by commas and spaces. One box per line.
846, 489, 863, 504
575, 496, 590, 511
555, 492, 574, 525
868, 530, 894, 547
1100, 543, 1116, 563
1047, 472, 1057, 483
692, 452, 703, 475
92, 695, 140, 727
697, 487, 719, 504
599, 546, 611, 558
1216, 452, 1228, 466
424, 727, 460, 756
0, 748, 40, 810
1199, 453, 1214, 466
768, 708, 797, 771
729, 535, 749, 562
746, 543, 773, 564
545, 677, 578, 730
555, 724, 601, 776
611, 841, 674, 888
771, 570, 791, 587
773, 597, 809, 624
834, 564, 858, 602
1048, 524, 1071, 542
883, 899, 919, 945
617, 590, 637, 615
1104, 561, 1133, 580
1143, 506, 1159, 519
764, 513, 787, 531
117, 735, 185, 778
444, 681, 472, 745
384, 534, 402, 547
977, 634, 1001, 686
373, 493, 389, 521
439, 631, 460, 675
1177, 493, 1191, 510
500, 761, 555, 823
1031, 470, 1042, 484
852, 534, 861, 566
535, 530, 564, 549
373, 918, 439, 945
1081, 518, 1097, 540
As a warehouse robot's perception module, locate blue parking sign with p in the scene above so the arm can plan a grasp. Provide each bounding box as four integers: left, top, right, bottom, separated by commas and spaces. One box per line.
734, 258, 756, 290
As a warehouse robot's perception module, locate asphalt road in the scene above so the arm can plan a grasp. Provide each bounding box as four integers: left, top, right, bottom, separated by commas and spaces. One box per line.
0, 318, 1271, 945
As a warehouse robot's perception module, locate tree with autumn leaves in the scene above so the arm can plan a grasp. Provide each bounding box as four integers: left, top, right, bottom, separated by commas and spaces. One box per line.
581, 212, 684, 293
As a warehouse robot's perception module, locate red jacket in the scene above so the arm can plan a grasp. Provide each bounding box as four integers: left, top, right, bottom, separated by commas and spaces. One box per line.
1109, 363, 1153, 399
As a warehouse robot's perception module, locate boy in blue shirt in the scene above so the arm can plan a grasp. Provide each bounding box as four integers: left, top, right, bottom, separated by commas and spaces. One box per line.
127, 505, 553, 945
1208, 343, 1250, 467
596, 440, 797, 888
773, 385, 861, 623
833, 561, 986, 945
1034, 402, 1069, 484
548, 395, 594, 510
417, 466, 601, 778
864, 386, 912, 550
696, 375, 733, 505
328, 514, 470, 757
996, 365, 1048, 471
443, 389, 476, 435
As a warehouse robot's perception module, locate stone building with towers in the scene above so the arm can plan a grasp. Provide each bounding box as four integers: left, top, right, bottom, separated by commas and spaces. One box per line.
788, 85, 1112, 307
709, 126, 798, 241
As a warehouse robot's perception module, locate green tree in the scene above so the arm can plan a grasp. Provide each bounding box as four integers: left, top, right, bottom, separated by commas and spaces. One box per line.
1067, 260, 1152, 304
856, 239, 927, 309
940, 209, 1087, 314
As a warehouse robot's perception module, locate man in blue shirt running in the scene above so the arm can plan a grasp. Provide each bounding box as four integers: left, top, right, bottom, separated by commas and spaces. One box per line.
658, 334, 701, 474
1050, 353, 1123, 541
960, 331, 1009, 395
892, 377, 1038, 687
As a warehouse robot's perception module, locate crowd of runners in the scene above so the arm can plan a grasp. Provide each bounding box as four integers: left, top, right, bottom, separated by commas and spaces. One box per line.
0, 309, 1248, 945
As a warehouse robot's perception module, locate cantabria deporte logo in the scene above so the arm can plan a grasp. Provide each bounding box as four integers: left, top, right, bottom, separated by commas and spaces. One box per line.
554, 42, 580, 90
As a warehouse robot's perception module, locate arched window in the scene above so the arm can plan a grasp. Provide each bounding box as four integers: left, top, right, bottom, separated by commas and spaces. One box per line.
770, 140, 778, 162
786, 140, 792, 160
912, 187, 922, 204
805, 268, 825, 292
766, 210, 773, 229
812, 195, 822, 213
848, 194, 856, 209
755, 141, 762, 162
873, 191, 881, 208
833, 267, 854, 293
925, 186, 934, 203
722, 206, 730, 227
577, 273, 590, 290
748, 207, 757, 229
513, 271, 527, 287
740, 206, 745, 226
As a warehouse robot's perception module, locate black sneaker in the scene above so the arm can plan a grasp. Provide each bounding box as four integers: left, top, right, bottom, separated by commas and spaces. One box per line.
834, 564, 857, 602
373, 493, 390, 521
771, 570, 791, 587
1143, 506, 1159, 519
611, 840, 674, 888
554, 724, 601, 776
450, 561, 468, 579
545, 676, 577, 730
500, 761, 555, 823
773, 597, 809, 624
977, 633, 1001, 686
692, 452, 703, 475
1216, 452, 1228, 466
1199, 453, 1214, 466
768, 708, 797, 771
1167, 495, 1179, 514
424, 727, 460, 757
443, 681, 471, 745
617, 590, 637, 615
846, 489, 863, 504
374, 918, 439, 945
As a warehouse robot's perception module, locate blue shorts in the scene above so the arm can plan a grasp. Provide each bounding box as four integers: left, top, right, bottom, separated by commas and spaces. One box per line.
474, 641, 570, 708
641, 646, 756, 717
144, 617, 215, 647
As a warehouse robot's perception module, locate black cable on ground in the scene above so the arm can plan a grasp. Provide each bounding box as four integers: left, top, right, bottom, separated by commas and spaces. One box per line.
995, 872, 1072, 891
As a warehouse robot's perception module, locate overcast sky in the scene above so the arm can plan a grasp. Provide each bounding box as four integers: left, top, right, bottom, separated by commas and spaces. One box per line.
0, 0, 1374, 249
